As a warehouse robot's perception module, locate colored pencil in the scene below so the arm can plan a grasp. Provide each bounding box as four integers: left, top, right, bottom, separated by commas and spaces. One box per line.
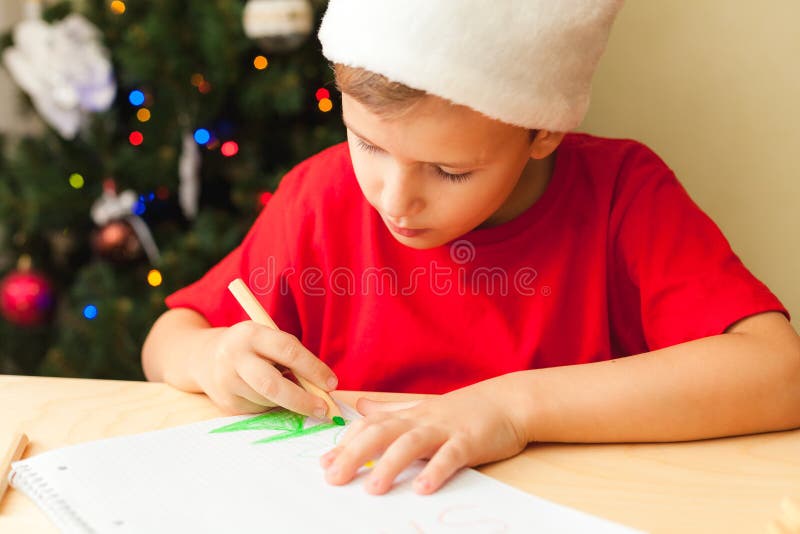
0, 432, 29, 507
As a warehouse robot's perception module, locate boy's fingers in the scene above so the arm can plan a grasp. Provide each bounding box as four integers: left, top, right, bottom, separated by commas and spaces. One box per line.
236, 355, 327, 417
319, 447, 340, 469
232, 376, 277, 409
216, 393, 269, 416
365, 429, 441, 495
252, 327, 338, 391
337, 418, 369, 447
414, 438, 470, 495
325, 418, 409, 486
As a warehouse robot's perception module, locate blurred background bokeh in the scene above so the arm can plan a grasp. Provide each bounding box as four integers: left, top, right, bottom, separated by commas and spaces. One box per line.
0, 0, 345, 378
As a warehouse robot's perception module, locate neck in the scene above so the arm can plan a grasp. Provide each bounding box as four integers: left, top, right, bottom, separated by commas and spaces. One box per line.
482, 153, 556, 228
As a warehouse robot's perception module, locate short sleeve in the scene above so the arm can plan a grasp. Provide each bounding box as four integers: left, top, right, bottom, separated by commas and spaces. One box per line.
164, 168, 305, 336
611, 145, 789, 350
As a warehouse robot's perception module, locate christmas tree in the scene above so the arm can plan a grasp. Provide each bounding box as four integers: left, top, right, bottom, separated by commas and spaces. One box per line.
0, 0, 344, 379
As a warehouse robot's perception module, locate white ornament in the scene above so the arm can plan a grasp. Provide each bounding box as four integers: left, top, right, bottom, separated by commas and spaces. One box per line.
178, 131, 201, 220
90, 188, 137, 227
2, 13, 116, 139
243, 0, 313, 52
90, 185, 160, 264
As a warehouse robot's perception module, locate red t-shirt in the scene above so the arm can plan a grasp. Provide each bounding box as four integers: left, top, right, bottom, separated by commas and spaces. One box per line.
165, 133, 788, 394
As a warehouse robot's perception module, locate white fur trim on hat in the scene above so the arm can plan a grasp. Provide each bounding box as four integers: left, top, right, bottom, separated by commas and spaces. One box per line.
319, 0, 624, 131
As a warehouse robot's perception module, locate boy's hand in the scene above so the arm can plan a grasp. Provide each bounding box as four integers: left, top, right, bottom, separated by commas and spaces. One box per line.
320, 380, 529, 495
196, 320, 338, 417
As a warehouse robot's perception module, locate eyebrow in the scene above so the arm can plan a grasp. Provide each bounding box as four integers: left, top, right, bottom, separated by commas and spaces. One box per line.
342, 119, 483, 169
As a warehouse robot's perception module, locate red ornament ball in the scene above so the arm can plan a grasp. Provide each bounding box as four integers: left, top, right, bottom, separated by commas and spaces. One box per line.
92, 220, 142, 262
0, 269, 55, 326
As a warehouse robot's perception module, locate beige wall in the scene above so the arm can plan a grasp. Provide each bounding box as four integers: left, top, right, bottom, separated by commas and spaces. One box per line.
580, 1, 800, 329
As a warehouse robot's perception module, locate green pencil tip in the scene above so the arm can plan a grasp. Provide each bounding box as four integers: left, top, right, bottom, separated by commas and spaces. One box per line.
333, 416, 345, 426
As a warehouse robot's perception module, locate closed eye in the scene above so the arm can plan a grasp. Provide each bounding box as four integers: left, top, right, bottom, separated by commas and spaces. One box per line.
434, 167, 472, 183
355, 138, 382, 154
354, 138, 473, 183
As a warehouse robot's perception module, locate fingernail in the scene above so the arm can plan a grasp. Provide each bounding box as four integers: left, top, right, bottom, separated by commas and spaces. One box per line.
415, 477, 430, 492
369, 477, 382, 492
314, 406, 326, 419
326, 376, 338, 390
327, 466, 339, 480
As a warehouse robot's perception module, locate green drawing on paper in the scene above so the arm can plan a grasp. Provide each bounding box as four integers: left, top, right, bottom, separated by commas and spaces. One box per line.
253, 422, 338, 444
210, 409, 304, 433
209, 408, 344, 444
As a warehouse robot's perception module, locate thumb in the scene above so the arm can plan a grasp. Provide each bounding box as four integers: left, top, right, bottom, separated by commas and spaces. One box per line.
355, 397, 421, 416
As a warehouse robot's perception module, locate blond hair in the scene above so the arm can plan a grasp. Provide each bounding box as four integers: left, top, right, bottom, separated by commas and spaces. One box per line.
333, 63, 426, 119
332, 63, 536, 140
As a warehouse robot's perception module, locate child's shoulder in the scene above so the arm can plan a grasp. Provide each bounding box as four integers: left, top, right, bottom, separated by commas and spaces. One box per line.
560, 132, 676, 194
563, 132, 667, 168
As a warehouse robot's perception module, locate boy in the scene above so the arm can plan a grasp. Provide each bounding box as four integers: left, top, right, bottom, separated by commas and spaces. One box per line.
142, 0, 800, 496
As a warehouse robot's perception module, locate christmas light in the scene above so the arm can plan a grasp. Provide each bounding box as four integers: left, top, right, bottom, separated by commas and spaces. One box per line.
318, 98, 333, 112
136, 108, 151, 122
110, 1, 126, 15
315, 88, 330, 101
68, 173, 84, 189
206, 138, 220, 151
128, 90, 145, 106
193, 128, 211, 144
147, 269, 163, 287
198, 81, 211, 94
253, 55, 268, 70
83, 304, 98, 320
132, 197, 146, 215
259, 192, 272, 206
190, 73, 205, 87
221, 141, 239, 157
129, 131, 144, 146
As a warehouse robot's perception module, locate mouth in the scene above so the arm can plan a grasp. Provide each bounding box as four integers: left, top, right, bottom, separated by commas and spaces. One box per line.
384, 218, 429, 238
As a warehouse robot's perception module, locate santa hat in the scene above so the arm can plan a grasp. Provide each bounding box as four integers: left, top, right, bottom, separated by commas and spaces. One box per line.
319, 0, 625, 131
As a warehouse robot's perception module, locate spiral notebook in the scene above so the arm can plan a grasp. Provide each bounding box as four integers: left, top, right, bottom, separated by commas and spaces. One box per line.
9, 403, 641, 533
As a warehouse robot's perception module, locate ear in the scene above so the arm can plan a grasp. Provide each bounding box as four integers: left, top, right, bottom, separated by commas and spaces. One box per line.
529, 130, 566, 160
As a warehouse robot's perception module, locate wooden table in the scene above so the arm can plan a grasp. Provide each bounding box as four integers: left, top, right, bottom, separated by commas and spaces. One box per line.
0, 375, 797, 533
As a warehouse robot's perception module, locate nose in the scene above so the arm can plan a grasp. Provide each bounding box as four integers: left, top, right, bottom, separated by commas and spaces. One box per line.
380, 165, 424, 221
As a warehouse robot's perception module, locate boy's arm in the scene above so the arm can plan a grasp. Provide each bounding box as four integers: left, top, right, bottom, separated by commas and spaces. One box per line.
322, 311, 799, 494
142, 308, 223, 392
511, 311, 800, 443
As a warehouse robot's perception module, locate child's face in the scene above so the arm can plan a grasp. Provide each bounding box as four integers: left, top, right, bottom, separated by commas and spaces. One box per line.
342, 93, 558, 249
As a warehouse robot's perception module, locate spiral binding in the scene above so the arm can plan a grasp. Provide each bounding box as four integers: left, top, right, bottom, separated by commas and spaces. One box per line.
10, 463, 96, 533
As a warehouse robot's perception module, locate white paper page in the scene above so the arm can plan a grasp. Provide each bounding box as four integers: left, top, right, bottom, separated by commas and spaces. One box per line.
10, 404, 643, 533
